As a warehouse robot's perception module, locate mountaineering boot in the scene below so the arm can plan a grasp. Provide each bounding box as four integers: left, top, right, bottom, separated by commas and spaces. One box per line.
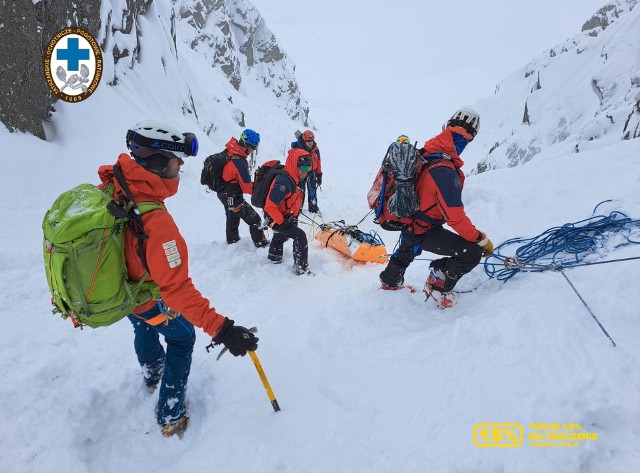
254, 237, 270, 248
268, 252, 282, 264
426, 268, 448, 290
424, 268, 457, 308
293, 264, 315, 276
161, 416, 189, 438
379, 269, 404, 289
268, 243, 283, 263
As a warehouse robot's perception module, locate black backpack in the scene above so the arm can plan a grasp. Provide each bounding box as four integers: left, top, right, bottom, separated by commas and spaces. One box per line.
251, 160, 294, 208
200, 151, 229, 192
384, 141, 421, 217
367, 141, 422, 231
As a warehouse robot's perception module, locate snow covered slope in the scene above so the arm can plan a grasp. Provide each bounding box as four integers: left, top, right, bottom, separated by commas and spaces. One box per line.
471, 0, 640, 172
1, 1, 640, 472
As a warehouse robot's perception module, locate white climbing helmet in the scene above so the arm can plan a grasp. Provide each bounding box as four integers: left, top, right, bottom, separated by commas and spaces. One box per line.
126, 120, 199, 159
447, 107, 480, 137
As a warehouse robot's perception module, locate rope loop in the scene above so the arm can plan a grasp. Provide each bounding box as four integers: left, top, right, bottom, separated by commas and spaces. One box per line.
484, 201, 640, 281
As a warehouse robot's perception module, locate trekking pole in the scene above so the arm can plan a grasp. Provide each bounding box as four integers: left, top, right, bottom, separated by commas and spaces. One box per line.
559, 269, 616, 347
249, 350, 281, 412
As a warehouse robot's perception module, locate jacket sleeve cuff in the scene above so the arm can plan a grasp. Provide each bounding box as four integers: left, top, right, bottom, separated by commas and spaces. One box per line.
204, 311, 227, 338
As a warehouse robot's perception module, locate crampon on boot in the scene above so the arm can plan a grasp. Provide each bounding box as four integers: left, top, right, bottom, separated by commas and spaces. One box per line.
424, 268, 457, 309
161, 416, 189, 438
423, 284, 457, 309
380, 283, 417, 293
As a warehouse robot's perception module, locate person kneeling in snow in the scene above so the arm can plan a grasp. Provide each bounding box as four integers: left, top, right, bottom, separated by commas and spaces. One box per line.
99, 121, 258, 437
264, 148, 314, 275
379, 108, 494, 305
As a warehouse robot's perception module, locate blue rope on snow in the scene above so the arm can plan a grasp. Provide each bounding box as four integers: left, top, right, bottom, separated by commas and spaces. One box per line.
484, 201, 640, 281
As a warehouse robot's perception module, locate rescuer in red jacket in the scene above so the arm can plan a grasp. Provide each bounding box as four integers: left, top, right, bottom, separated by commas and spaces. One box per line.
215, 129, 268, 247
263, 148, 313, 275
291, 129, 322, 214
99, 120, 258, 437
379, 108, 494, 300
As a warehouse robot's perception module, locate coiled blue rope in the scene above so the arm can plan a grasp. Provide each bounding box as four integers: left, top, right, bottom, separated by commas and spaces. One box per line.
484, 201, 640, 281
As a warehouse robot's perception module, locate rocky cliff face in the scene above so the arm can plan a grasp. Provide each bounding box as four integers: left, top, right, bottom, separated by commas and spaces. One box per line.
0, 0, 102, 139
0, 0, 308, 139
470, 0, 639, 173
177, 0, 309, 123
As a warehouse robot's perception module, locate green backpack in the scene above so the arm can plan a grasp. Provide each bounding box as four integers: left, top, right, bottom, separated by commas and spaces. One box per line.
42, 166, 163, 328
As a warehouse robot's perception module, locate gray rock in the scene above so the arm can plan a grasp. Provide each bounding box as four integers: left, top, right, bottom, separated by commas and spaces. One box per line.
1, 0, 309, 139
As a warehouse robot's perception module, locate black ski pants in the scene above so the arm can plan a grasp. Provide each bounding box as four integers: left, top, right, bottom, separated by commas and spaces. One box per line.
268, 224, 308, 267
216, 192, 265, 245
380, 226, 483, 290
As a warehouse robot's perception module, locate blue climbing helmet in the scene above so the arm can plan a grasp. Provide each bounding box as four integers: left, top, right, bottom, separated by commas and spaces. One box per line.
239, 129, 260, 149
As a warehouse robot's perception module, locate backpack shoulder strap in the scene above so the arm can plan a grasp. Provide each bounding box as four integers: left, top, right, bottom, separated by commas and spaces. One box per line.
137, 202, 165, 214
111, 165, 164, 274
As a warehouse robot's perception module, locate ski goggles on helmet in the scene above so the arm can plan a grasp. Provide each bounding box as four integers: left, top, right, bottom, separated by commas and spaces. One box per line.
396, 135, 409, 143
184, 132, 199, 156
133, 151, 175, 176
131, 147, 182, 161
126, 130, 199, 157
297, 154, 313, 173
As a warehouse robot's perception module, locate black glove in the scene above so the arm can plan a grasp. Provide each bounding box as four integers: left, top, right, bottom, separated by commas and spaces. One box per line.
275, 215, 297, 230
315, 173, 323, 186
213, 318, 259, 357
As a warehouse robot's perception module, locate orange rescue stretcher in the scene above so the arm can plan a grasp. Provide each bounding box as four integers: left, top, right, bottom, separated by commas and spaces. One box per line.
315, 221, 388, 264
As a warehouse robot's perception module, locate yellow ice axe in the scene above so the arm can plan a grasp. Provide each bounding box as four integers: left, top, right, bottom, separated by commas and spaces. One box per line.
209, 326, 281, 412
249, 350, 281, 412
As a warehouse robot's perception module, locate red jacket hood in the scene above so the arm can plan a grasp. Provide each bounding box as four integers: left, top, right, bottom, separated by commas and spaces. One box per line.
284, 148, 311, 184
225, 137, 248, 158
423, 128, 469, 169
98, 153, 179, 203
